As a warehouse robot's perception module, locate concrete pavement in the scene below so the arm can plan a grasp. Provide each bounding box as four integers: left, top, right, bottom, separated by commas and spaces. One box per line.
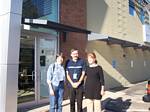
102, 81, 150, 112
24, 81, 150, 112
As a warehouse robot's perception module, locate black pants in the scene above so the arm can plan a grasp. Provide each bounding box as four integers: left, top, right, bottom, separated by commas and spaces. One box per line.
69, 86, 83, 112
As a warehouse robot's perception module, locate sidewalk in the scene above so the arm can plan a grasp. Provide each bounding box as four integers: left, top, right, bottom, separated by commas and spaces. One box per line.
25, 81, 150, 112
102, 81, 150, 112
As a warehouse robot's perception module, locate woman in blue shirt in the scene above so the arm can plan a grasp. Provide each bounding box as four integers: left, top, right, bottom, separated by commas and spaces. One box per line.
47, 53, 65, 112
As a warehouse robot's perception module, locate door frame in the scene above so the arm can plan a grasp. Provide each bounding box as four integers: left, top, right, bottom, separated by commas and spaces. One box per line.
36, 33, 58, 103
18, 29, 58, 107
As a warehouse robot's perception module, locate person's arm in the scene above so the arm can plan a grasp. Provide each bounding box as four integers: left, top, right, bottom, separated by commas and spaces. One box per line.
99, 66, 105, 96
66, 71, 74, 86
75, 60, 86, 87
47, 65, 54, 96
66, 70, 85, 88
84, 75, 87, 85
78, 60, 86, 83
76, 71, 85, 85
65, 60, 77, 88
101, 85, 105, 96
71, 71, 85, 88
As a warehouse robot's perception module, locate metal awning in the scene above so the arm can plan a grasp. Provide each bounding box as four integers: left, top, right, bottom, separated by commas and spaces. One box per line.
101, 37, 139, 48
88, 32, 150, 50
135, 45, 150, 50
88, 33, 139, 47
22, 18, 91, 34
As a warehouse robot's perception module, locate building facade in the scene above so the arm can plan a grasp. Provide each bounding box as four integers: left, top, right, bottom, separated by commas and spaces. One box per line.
1, 0, 150, 112
0, 0, 88, 112
0, 0, 22, 112
87, 0, 150, 89
19, 0, 88, 109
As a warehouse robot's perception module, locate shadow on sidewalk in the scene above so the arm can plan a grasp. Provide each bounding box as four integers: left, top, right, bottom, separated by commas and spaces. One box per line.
18, 97, 131, 112
102, 97, 131, 112
17, 102, 49, 112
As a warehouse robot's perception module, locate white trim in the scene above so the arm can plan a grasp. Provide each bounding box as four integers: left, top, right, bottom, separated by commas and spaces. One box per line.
22, 24, 31, 30
68, 66, 82, 69
24, 18, 47, 25
88, 32, 108, 41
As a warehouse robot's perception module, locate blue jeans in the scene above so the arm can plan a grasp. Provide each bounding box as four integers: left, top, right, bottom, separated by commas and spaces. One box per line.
49, 81, 64, 112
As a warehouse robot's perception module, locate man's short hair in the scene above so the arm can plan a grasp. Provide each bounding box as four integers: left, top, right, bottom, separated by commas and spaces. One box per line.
70, 48, 78, 53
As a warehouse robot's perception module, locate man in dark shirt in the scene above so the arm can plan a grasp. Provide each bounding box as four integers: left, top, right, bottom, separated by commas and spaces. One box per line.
66, 48, 86, 112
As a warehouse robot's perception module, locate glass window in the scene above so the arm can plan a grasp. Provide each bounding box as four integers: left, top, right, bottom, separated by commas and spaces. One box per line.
139, 9, 145, 24
129, 6, 135, 16
22, 0, 59, 34
129, 0, 135, 16
22, 0, 58, 22
39, 38, 57, 99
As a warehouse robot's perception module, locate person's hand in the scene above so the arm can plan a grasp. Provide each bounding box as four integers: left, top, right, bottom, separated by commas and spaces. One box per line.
76, 81, 81, 86
100, 90, 105, 96
72, 82, 81, 88
72, 83, 78, 88
50, 88, 55, 96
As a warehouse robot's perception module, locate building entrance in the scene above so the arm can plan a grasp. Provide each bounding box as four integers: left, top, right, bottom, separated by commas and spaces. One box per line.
18, 31, 57, 105
18, 35, 35, 103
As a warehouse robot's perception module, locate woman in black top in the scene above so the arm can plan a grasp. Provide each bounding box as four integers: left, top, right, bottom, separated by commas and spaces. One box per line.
85, 52, 105, 112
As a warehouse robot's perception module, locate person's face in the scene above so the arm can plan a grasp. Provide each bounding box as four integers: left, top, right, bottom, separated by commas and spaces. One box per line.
56, 56, 63, 64
71, 50, 79, 60
88, 56, 95, 65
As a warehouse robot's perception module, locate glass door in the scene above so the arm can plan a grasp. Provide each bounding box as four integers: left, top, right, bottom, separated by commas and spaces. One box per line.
37, 36, 57, 101
18, 33, 58, 105
18, 35, 35, 103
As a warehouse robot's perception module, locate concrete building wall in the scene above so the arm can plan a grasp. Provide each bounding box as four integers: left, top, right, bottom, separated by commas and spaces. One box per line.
86, 41, 150, 89
87, 0, 144, 43
87, 0, 150, 88
60, 0, 87, 58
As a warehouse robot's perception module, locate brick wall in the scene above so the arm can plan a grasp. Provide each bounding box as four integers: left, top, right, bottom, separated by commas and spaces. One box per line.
59, 0, 87, 59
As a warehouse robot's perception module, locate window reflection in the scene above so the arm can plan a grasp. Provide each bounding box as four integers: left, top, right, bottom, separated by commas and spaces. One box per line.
22, 0, 58, 22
